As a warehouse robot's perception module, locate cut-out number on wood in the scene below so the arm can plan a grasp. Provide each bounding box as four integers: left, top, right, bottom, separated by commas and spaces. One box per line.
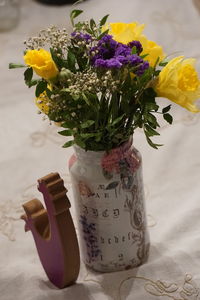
21, 172, 80, 289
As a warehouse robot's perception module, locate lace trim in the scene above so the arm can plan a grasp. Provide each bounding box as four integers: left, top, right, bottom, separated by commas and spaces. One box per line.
118, 273, 199, 300
81, 268, 199, 300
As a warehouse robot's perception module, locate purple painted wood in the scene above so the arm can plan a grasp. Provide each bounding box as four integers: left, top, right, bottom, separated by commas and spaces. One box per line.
21, 173, 80, 289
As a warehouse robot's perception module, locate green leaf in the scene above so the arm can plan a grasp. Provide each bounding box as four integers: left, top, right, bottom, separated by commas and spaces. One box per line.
9, 63, 26, 69
153, 56, 160, 69
97, 29, 109, 40
163, 113, 173, 124
146, 102, 159, 112
28, 79, 38, 88
112, 114, 125, 126
146, 113, 157, 125
74, 21, 84, 31
58, 130, 72, 136
159, 61, 168, 67
95, 133, 102, 142
81, 120, 95, 129
50, 48, 64, 69
35, 81, 47, 97
70, 9, 83, 26
131, 46, 137, 54
82, 93, 98, 111
100, 14, 109, 27
85, 28, 93, 35
45, 88, 53, 99
144, 124, 160, 137
62, 140, 74, 148
61, 120, 77, 129
145, 134, 163, 149
154, 70, 161, 76
140, 54, 149, 59
90, 18, 96, 30
108, 93, 120, 123
162, 105, 171, 114
133, 110, 142, 127
24, 68, 33, 84
74, 136, 86, 148
71, 94, 80, 101
143, 87, 157, 101
80, 133, 98, 138
121, 96, 131, 114
121, 72, 132, 92
67, 50, 76, 72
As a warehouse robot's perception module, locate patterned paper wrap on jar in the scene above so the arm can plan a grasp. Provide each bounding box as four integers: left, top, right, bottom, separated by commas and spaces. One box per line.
69, 139, 150, 273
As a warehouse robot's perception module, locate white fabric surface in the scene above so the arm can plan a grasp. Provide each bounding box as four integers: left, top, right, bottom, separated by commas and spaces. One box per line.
1, 0, 200, 299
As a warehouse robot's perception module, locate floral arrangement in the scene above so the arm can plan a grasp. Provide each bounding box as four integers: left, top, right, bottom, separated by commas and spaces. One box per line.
9, 9, 200, 151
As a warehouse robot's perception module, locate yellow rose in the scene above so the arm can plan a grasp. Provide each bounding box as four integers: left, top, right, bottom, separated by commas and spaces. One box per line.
24, 49, 58, 80
106, 22, 165, 67
35, 91, 50, 114
155, 56, 200, 113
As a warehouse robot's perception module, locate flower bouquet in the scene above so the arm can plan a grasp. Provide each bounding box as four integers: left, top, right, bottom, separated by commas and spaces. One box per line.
10, 9, 200, 272
9, 9, 200, 151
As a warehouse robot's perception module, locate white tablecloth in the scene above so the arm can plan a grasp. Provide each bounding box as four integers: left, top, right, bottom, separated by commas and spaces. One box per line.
1, 0, 200, 299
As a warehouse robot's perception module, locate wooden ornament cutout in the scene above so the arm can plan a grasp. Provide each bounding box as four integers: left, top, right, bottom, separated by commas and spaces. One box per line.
21, 172, 80, 289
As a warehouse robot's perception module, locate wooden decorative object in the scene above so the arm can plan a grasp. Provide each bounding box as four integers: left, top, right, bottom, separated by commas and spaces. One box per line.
21, 172, 80, 289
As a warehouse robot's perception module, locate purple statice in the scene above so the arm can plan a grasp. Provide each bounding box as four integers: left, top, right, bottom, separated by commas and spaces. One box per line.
71, 31, 92, 43
94, 58, 122, 68
117, 55, 129, 64
135, 61, 149, 76
115, 44, 131, 57
98, 34, 117, 48
128, 40, 143, 54
127, 54, 143, 66
90, 34, 149, 75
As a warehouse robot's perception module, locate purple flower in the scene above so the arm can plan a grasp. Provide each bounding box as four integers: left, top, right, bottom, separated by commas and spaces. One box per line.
94, 58, 122, 68
71, 31, 92, 43
127, 54, 143, 66
115, 44, 131, 57
98, 34, 117, 47
135, 61, 149, 75
117, 55, 128, 64
94, 58, 107, 68
128, 40, 143, 54
106, 58, 122, 68
90, 34, 149, 75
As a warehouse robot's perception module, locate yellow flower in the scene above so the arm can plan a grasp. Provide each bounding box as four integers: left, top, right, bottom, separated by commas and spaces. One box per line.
24, 49, 58, 80
35, 91, 50, 114
139, 36, 165, 67
106, 22, 165, 67
105, 22, 145, 44
155, 56, 200, 112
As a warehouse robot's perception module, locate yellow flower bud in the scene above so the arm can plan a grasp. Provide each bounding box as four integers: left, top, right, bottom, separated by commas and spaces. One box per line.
24, 49, 59, 80
155, 56, 200, 113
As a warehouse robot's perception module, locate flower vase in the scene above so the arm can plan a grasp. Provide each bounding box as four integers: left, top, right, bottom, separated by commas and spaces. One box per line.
69, 139, 150, 273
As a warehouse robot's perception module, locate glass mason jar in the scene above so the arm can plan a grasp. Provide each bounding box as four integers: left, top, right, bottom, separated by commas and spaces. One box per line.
69, 138, 150, 273
0, 0, 20, 32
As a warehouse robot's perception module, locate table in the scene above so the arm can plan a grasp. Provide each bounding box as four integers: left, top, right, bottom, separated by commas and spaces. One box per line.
0, 0, 200, 299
